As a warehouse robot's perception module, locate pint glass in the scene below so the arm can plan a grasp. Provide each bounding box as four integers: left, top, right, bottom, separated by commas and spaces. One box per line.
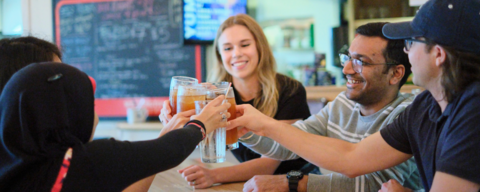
206, 87, 238, 150
169, 76, 198, 115
196, 100, 226, 163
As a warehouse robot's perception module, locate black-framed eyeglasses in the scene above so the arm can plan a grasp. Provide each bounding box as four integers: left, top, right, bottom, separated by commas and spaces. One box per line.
404, 39, 427, 51
338, 53, 397, 73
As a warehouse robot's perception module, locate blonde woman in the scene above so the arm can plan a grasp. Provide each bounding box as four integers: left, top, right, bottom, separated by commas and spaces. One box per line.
171, 14, 315, 188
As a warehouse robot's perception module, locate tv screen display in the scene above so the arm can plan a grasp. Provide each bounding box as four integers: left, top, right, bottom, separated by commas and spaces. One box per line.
183, 0, 247, 44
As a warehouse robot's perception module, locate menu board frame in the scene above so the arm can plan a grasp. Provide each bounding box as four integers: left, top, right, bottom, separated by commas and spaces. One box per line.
53, 0, 205, 118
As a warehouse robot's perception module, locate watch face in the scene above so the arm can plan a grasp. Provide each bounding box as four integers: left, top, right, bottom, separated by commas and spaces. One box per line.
287, 170, 303, 179
288, 170, 302, 177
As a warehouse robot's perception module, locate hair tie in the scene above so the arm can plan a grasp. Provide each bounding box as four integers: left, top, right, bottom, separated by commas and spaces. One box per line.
184, 120, 206, 140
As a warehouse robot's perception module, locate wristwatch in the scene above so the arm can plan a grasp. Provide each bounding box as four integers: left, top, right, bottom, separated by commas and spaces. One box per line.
287, 170, 304, 192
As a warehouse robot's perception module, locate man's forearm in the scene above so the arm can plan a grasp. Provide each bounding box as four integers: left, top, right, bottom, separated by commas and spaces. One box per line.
262, 120, 411, 177
239, 119, 304, 161
262, 120, 358, 175
241, 120, 360, 175
240, 132, 301, 160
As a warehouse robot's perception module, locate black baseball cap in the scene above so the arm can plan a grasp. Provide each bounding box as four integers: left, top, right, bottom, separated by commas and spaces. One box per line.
382, 0, 480, 54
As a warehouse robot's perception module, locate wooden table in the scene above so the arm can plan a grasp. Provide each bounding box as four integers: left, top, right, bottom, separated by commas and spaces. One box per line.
149, 157, 244, 192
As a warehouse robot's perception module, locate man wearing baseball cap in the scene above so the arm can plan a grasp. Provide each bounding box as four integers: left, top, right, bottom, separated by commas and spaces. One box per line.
377, 0, 480, 191
227, 0, 480, 191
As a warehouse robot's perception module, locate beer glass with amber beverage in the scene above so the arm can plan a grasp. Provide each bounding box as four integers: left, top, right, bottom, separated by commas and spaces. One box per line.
212, 81, 230, 89
169, 76, 198, 115
177, 85, 206, 113
207, 87, 238, 150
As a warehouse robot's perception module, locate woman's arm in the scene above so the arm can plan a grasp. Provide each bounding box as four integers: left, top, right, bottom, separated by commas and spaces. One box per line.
178, 156, 281, 189
71, 97, 231, 191
178, 120, 301, 189
70, 125, 203, 192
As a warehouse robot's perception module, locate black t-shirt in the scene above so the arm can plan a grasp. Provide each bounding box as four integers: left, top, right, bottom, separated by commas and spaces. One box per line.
380, 81, 480, 191
231, 74, 313, 174
61, 126, 203, 191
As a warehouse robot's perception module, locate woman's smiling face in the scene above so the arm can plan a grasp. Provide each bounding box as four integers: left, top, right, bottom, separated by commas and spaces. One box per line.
217, 24, 259, 80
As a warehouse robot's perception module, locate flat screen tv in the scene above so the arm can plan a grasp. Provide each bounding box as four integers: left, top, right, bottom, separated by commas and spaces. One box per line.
183, 0, 247, 44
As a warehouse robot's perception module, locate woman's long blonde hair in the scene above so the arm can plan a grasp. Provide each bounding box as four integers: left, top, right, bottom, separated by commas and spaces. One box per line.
209, 14, 279, 117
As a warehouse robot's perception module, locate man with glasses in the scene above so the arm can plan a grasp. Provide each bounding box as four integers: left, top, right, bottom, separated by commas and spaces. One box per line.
230, 0, 480, 191
237, 22, 423, 192
338, 54, 398, 73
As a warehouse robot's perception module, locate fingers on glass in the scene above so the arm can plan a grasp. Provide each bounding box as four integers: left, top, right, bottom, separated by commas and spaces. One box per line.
221, 113, 227, 121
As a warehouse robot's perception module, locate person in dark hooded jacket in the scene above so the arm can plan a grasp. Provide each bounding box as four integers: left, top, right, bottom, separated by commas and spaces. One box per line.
0, 63, 230, 191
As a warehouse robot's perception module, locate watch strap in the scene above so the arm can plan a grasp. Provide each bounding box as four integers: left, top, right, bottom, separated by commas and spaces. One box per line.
288, 178, 299, 192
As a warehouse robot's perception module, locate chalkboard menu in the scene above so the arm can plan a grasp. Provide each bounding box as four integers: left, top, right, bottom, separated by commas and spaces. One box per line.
53, 0, 205, 117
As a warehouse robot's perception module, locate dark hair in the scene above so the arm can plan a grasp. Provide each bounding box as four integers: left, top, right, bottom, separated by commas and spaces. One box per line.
424, 39, 480, 102
0, 36, 62, 94
355, 22, 411, 89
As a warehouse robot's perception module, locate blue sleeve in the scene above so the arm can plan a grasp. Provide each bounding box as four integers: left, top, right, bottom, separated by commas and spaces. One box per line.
380, 104, 413, 155
436, 93, 480, 185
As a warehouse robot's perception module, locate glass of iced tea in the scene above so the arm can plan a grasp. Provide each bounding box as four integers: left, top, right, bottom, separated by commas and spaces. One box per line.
196, 100, 226, 163
169, 76, 198, 115
177, 84, 206, 113
206, 87, 238, 150
212, 81, 230, 89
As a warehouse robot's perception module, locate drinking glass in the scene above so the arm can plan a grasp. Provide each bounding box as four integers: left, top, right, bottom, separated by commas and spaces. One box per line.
196, 100, 226, 163
169, 76, 198, 115
177, 84, 206, 113
211, 81, 230, 89
206, 87, 238, 150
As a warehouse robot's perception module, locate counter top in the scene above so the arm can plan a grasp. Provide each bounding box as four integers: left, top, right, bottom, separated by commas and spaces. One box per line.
117, 122, 163, 130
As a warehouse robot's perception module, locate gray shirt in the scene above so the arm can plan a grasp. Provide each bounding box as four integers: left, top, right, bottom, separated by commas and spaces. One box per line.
240, 92, 423, 192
